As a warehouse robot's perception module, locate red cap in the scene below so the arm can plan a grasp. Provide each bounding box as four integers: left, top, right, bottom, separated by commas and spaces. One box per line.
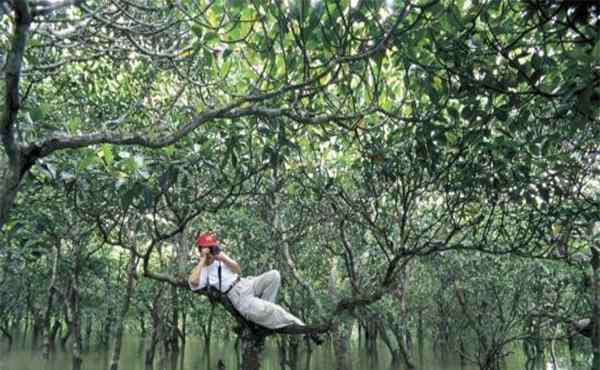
196, 232, 218, 248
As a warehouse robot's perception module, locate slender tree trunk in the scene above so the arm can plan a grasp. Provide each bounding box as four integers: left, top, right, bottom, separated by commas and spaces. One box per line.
31, 315, 43, 349
61, 312, 71, 350
100, 267, 114, 350
239, 328, 266, 370
69, 240, 83, 370
0, 325, 13, 349
145, 331, 159, 370
459, 336, 467, 368
138, 314, 146, 355
83, 317, 92, 352
417, 309, 424, 363
288, 336, 300, 370
179, 310, 186, 370
333, 320, 353, 370
169, 284, 179, 368
568, 335, 577, 369
109, 251, 138, 370
203, 303, 216, 353
390, 322, 415, 370
549, 338, 558, 370
101, 307, 113, 349
591, 247, 600, 370
20, 314, 30, 347
145, 289, 164, 370
365, 320, 378, 360
43, 243, 60, 360
49, 320, 61, 352
378, 321, 400, 365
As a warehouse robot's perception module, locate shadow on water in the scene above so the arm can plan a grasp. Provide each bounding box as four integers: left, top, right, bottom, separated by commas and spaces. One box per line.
0, 335, 587, 370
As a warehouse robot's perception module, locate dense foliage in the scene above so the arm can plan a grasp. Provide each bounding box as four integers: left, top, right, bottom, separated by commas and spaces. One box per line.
1, 0, 599, 370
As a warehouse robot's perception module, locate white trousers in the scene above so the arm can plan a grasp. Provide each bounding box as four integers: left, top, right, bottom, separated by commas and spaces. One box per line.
227, 270, 304, 329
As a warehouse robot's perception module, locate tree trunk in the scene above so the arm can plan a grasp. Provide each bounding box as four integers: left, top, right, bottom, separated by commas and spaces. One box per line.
278, 335, 300, 370
179, 310, 186, 370
364, 319, 378, 361
61, 315, 71, 350
83, 317, 93, 351
49, 319, 61, 351
145, 331, 160, 370
168, 284, 179, 368
591, 247, 600, 370
109, 251, 138, 370
202, 303, 216, 353
43, 243, 60, 360
145, 289, 164, 370
417, 309, 424, 363
390, 322, 415, 370
31, 315, 43, 349
0, 0, 32, 228
101, 307, 113, 349
0, 324, 13, 349
239, 328, 266, 370
568, 335, 577, 369
138, 314, 147, 355
69, 240, 83, 370
333, 321, 352, 370
378, 322, 400, 365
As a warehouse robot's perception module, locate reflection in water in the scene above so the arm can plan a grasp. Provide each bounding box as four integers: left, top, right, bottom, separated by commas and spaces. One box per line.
0, 335, 578, 370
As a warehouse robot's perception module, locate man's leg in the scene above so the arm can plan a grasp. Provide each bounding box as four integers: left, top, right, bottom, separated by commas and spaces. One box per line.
241, 296, 304, 329
251, 270, 281, 302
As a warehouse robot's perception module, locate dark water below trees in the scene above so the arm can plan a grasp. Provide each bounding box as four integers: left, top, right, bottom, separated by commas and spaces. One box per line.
0, 335, 584, 370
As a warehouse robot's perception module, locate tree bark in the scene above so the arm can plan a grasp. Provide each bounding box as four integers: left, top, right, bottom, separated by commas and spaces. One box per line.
568, 335, 577, 369
84, 318, 93, 351
43, 243, 60, 360
417, 309, 424, 362
0, 325, 13, 349
168, 284, 180, 368
334, 321, 352, 370
100, 301, 113, 349
69, 240, 83, 370
49, 320, 61, 351
591, 246, 600, 370
240, 328, 266, 370
0, 0, 33, 230
390, 322, 415, 370
378, 321, 400, 365
145, 288, 164, 370
109, 251, 138, 370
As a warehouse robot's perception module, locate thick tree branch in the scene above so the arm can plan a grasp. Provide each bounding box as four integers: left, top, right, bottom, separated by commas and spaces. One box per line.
1, 0, 31, 162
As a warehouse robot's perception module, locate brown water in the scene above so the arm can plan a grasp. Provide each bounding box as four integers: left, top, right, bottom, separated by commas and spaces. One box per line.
0, 336, 577, 370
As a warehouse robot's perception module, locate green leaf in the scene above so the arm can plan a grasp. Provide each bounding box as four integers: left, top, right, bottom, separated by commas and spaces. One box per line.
593, 39, 600, 63
205, 32, 219, 43
158, 167, 179, 192
192, 24, 203, 37
101, 144, 113, 167
31, 103, 50, 122
495, 109, 508, 122
79, 151, 98, 171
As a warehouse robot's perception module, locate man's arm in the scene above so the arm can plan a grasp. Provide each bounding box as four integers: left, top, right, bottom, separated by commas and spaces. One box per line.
217, 252, 241, 275
188, 254, 207, 289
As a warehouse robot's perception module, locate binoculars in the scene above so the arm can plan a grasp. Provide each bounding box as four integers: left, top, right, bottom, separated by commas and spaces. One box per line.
207, 245, 221, 256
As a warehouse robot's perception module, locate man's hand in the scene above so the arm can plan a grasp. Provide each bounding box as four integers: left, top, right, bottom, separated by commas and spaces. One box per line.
199, 248, 210, 258
212, 249, 223, 261
215, 251, 241, 274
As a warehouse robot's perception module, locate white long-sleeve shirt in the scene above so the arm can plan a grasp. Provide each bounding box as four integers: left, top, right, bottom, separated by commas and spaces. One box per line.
189, 261, 239, 293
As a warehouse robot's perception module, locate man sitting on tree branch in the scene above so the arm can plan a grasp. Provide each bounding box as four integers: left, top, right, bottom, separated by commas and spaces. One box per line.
188, 232, 305, 329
